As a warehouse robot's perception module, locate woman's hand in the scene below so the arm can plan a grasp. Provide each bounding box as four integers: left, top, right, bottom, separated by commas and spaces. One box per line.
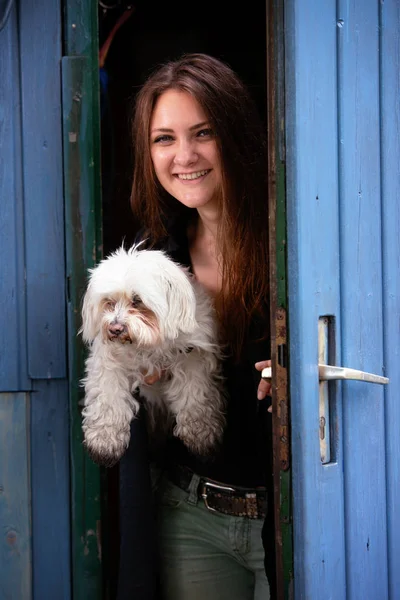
141, 369, 164, 385
255, 360, 272, 413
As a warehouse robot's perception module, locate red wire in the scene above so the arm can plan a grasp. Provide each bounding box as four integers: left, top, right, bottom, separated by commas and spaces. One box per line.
99, 7, 135, 68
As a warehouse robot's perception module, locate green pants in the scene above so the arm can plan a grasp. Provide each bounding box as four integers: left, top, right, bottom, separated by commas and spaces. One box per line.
156, 473, 271, 600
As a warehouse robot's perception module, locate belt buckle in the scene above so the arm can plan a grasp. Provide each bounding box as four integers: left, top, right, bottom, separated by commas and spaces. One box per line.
201, 480, 236, 513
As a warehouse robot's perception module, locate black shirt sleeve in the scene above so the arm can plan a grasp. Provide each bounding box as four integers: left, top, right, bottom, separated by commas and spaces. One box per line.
117, 416, 159, 600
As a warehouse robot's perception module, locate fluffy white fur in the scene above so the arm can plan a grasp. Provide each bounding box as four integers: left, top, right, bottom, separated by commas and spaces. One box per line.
80, 245, 226, 467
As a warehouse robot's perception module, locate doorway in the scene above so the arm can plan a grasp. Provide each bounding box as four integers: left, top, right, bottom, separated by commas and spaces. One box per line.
97, 1, 272, 596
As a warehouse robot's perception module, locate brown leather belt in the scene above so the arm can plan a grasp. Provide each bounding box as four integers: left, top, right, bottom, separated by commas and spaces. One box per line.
167, 464, 267, 520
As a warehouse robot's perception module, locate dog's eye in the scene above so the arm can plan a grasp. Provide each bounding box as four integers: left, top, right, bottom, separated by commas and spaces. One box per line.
104, 300, 116, 310
131, 295, 143, 308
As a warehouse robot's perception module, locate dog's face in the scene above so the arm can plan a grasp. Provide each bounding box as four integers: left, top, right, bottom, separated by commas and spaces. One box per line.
81, 246, 197, 347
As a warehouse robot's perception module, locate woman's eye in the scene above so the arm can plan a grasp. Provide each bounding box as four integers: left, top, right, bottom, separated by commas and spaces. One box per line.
153, 134, 173, 144
197, 128, 214, 138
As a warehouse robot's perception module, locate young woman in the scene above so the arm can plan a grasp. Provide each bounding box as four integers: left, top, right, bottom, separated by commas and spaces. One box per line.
118, 53, 274, 600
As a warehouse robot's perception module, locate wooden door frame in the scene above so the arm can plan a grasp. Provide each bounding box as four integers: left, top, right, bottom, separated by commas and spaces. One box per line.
266, 1, 294, 598
62, 1, 104, 598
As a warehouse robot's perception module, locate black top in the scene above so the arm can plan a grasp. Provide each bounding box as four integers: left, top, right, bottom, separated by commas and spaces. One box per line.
139, 218, 272, 487
117, 219, 275, 600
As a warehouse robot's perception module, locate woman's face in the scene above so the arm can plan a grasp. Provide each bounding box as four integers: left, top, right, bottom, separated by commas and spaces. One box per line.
150, 90, 222, 211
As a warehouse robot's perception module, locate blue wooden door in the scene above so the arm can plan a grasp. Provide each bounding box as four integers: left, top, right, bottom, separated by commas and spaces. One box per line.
285, 1, 400, 598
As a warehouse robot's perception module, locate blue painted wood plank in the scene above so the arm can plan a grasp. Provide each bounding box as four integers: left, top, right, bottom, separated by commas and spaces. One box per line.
0, 4, 30, 391
0, 393, 32, 599
285, 1, 346, 597
380, 2, 400, 598
337, 1, 388, 598
31, 380, 71, 600
19, 0, 66, 379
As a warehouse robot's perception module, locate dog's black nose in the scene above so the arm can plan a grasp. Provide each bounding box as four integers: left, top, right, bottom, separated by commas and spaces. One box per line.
108, 323, 125, 335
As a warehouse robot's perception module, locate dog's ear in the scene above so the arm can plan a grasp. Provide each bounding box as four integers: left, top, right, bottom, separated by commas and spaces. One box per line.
80, 282, 99, 343
162, 263, 197, 339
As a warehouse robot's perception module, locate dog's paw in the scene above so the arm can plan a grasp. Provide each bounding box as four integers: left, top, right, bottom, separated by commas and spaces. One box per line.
83, 424, 131, 467
173, 411, 225, 456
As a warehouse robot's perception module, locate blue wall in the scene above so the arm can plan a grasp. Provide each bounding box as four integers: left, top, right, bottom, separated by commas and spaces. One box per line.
0, 1, 71, 597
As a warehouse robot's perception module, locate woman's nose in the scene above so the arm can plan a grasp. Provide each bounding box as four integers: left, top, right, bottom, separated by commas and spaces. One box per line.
174, 139, 198, 166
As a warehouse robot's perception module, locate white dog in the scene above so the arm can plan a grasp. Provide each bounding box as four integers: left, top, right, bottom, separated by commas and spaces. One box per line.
80, 245, 226, 467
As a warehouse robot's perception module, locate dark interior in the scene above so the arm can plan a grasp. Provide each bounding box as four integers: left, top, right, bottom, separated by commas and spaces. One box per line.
98, 1, 268, 595
99, 0, 268, 255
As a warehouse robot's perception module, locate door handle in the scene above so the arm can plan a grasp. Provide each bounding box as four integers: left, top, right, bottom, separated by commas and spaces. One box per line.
261, 359, 389, 466
261, 367, 272, 380
262, 317, 390, 465
318, 365, 389, 385
262, 365, 389, 385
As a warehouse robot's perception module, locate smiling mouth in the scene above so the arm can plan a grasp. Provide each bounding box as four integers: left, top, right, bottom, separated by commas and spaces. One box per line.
176, 169, 211, 181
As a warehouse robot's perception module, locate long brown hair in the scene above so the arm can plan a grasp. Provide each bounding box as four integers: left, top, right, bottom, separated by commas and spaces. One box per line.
131, 53, 269, 359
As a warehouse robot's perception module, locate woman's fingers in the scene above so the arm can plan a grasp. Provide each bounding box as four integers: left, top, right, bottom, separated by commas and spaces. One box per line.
257, 377, 272, 400
144, 373, 161, 385
254, 359, 272, 372
141, 369, 164, 385
255, 360, 272, 409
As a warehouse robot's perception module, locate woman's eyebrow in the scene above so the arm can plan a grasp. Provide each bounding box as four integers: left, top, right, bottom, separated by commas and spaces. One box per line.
189, 121, 209, 131
151, 127, 173, 133
151, 121, 209, 134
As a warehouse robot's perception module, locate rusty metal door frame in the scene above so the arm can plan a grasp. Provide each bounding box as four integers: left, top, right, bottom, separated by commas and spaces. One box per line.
266, 1, 293, 598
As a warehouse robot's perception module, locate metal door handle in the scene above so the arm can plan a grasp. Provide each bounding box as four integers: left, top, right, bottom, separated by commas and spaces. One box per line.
318, 365, 389, 385
262, 365, 389, 385
261, 365, 389, 385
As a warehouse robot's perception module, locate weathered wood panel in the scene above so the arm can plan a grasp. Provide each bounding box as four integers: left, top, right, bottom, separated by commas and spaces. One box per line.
19, 0, 66, 379
1, 2, 72, 599
285, 0, 346, 596
0, 3, 29, 391
0, 393, 31, 600
286, 0, 395, 597
338, 1, 388, 596
380, 1, 400, 597
31, 380, 71, 600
